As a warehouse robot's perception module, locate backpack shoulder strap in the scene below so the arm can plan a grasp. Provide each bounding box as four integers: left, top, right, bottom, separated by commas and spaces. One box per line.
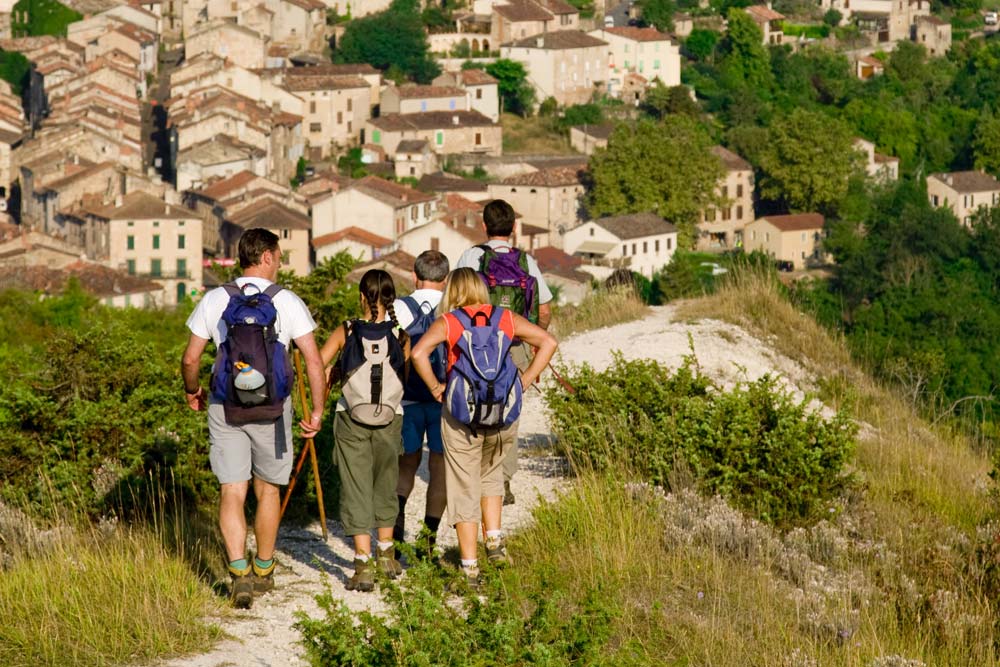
262, 283, 284, 298
400, 295, 420, 318
222, 282, 242, 297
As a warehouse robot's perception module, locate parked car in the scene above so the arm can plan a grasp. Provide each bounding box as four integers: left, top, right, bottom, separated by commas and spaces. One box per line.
699, 262, 729, 276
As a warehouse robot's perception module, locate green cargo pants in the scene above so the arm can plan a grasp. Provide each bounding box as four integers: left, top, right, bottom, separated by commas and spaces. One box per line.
333, 411, 403, 537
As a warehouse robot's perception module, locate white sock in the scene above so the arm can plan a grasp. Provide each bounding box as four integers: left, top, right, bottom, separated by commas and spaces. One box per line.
485, 530, 503, 540
355, 553, 370, 562
377, 540, 393, 551
461, 558, 478, 569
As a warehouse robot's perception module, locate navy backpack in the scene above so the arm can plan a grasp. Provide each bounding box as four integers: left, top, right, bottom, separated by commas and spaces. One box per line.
400, 296, 447, 403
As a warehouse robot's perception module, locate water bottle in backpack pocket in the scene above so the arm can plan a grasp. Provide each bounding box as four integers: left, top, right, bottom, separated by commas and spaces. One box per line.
445, 307, 522, 435
340, 319, 406, 426
212, 282, 292, 425
400, 296, 447, 403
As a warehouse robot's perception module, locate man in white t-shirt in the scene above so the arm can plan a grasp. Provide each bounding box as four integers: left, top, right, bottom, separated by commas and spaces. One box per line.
391, 250, 449, 553
456, 199, 554, 506
181, 228, 326, 609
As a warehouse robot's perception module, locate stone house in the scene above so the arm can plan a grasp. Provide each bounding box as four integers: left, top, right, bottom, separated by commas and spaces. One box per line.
492, 0, 556, 46
854, 138, 900, 181
487, 163, 587, 248
312, 226, 393, 264
394, 193, 487, 267
532, 244, 592, 304
394, 139, 439, 179
366, 110, 501, 157
569, 123, 614, 155
588, 26, 681, 96
697, 145, 755, 251
501, 30, 608, 106
284, 74, 370, 158
381, 85, 469, 115
222, 198, 312, 275
311, 175, 438, 243
914, 15, 951, 56
563, 212, 678, 278
0, 261, 165, 308
273, 0, 326, 52
744, 213, 827, 269
432, 69, 501, 122
416, 172, 490, 202
186, 21, 267, 69
25, 161, 124, 238
176, 135, 268, 192
170, 61, 304, 116
185, 170, 288, 254
744, 4, 785, 45
927, 170, 1000, 226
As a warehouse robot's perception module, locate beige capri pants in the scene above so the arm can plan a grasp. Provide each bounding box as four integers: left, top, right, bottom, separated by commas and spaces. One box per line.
441, 407, 517, 525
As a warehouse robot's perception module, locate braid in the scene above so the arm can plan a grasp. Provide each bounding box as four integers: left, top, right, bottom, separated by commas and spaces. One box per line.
384, 297, 410, 346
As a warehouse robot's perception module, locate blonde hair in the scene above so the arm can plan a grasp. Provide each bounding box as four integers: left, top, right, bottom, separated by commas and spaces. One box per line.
439, 267, 490, 314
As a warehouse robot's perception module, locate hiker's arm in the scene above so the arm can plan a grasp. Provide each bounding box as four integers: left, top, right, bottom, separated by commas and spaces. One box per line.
511, 314, 557, 390
294, 331, 326, 438
319, 324, 347, 367
411, 318, 448, 402
537, 302, 551, 331
181, 333, 209, 411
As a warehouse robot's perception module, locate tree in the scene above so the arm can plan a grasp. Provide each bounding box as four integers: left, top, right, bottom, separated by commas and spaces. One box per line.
757, 108, 863, 214
973, 111, 1000, 174
684, 29, 720, 62
642, 83, 702, 119
822, 8, 842, 26
587, 116, 725, 246
0, 49, 30, 94
11, 0, 81, 36
334, 0, 440, 83
560, 103, 603, 129
483, 58, 535, 116
718, 8, 773, 93
638, 0, 676, 32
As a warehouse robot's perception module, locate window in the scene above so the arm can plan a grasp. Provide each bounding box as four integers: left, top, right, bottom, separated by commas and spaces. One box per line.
765, 232, 771, 242
737, 184, 743, 197
654, 59, 660, 69
622, 244, 627, 255
801, 232, 807, 242
932, 194, 939, 206
476, 88, 482, 99
411, 206, 418, 220
449, 99, 456, 110
127, 235, 134, 250
431, 237, 439, 251
153, 221, 160, 227
178, 234, 185, 249
373, 129, 381, 143
632, 243, 637, 254
348, 121, 352, 133
589, 227, 594, 236
152, 234, 160, 249
347, 98, 353, 112
127, 221, 134, 226
151, 259, 162, 277
126, 259, 135, 275
655, 239, 660, 252
667, 237, 672, 250
751, 230, 757, 240
177, 258, 187, 277
706, 209, 716, 222
436, 131, 443, 146
721, 186, 728, 198
420, 101, 427, 112
475, 132, 482, 145
423, 203, 430, 216
737, 205, 743, 219
309, 101, 316, 113
642, 241, 648, 253
310, 122, 322, 133
337, 111, 343, 124
722, 208, 731, 221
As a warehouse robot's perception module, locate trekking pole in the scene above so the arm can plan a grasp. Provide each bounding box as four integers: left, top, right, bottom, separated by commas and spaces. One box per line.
281, 350, 329, 540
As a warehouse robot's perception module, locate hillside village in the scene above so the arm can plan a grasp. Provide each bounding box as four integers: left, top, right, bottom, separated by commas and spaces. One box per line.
0, 0, 993, 307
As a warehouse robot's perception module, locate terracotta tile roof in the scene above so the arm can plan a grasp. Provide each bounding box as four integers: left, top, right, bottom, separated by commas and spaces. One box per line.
571, 122, 615, 139
392, 84, 466, 99
283, 0, 325, 10
179, 135, 267, 164
917, 14, 947, 25
759, 213, 825, 232
593, 212, 677, 239
506, 29, 606, 49
396, 139, 430, 153
273, 111, 302, 127
500, 165, 586, 187
353, 175, 436, 207
283, 74, 369, 91
859, 55, 884, 67
532, 244, 590, 282
0, 261, 162, 297
312, 226, 393, 248
494, 0, 553, 22
229, 199, 312, 230
874, 152, 899, 164
195, 171, 260, 199
745, 4, 785, 21
273, 63, 379, 77
930, 170, 1000, 193
369, 110, 497, 131
460, 69, 497, 85
711, 145, 751, 172
40, 161, 117, 192
102, 191, 199, 220
417, 171, 489, 193
346, 250, 417, 288
602, 26, 672, 42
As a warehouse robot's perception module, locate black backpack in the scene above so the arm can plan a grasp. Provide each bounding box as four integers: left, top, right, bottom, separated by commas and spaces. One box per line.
399, 296, 446, 403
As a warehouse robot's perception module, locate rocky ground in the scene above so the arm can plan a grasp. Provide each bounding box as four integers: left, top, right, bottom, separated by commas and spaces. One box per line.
153, 305, 812, 666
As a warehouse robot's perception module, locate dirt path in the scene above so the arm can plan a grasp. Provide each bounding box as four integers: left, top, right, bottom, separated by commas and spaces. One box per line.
153, 306, 809, 666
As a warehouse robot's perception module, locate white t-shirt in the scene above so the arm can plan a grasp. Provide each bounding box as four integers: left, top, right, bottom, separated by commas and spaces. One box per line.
186, 276, 316, 347
393, 288, 444, 330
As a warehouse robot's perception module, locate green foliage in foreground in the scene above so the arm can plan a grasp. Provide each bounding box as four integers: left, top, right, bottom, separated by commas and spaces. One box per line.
546, 355, 856, 526
296, 560, 614, 666
0, 49, 30, 94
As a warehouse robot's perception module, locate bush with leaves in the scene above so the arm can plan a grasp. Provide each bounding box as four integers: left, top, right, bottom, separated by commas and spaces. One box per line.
545, 355, 856, 526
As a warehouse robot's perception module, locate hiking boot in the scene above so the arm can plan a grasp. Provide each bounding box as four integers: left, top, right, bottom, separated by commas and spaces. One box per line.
447, 565, 481, 594
503, 481, 515, 506
251, 558, 276, 595
376, 544, 403, 579
485, 534, 510, 568
228, 564, 254, 609
345, 557, 375, 592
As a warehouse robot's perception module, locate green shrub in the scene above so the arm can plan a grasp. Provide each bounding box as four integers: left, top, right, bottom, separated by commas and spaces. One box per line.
296, 561, 615, 666
545, 355, 857, 526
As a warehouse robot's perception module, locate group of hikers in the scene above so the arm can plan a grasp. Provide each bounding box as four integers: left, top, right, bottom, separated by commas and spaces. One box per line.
180, 199, 559, 608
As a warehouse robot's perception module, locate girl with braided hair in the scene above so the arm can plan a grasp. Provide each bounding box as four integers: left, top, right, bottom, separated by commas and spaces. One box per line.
320, 269, 410, 592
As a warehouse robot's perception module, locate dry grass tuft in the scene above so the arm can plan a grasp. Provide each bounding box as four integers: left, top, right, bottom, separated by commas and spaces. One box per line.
500, 112, 576, 155
551, 286, 649, 339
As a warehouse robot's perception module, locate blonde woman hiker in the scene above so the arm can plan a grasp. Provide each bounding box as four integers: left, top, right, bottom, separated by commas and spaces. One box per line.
320, 269, 409, 592
410, 267, 558, 589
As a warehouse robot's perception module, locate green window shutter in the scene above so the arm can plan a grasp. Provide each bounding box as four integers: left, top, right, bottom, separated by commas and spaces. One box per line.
177, 258, 187, 277
436, 131, 443, 145
153, 234, 160, 250
373, 129, 381, 143
127, 235, 134, 250
151, 259, 162, 277
127, 259, 135, 275
178, 234, 185, 249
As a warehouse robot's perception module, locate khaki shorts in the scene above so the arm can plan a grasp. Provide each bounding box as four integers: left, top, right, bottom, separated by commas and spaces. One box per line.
208, 399, 293, 485
441, 408, 515, 525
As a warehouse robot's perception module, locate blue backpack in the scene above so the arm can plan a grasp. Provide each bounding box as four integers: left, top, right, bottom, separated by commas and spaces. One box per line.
211, 282, 292, 425
400, 296, 447, 403
445, 306, 522, 434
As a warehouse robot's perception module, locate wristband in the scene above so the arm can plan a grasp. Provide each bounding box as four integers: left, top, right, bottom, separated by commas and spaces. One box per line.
185, 386, 201, 395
